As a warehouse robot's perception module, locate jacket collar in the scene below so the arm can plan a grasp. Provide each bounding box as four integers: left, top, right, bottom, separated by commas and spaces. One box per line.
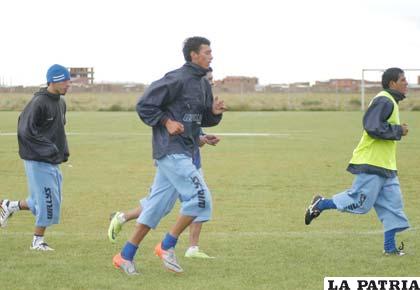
183, 62, 209, 77
37, 87, 61, 101
385, 89, 406, 103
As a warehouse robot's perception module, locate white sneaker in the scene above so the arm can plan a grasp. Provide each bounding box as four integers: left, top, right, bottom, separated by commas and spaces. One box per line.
155, 243, 183, 273
30, 242, 55, 251
185, 246, 199, 256
0, 200, 13, 228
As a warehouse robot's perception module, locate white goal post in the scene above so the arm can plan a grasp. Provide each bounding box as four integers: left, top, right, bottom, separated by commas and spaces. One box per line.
361, 68, 420, 111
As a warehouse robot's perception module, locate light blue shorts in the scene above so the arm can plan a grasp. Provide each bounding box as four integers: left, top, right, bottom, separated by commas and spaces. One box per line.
24, 160, 63, 227
139, 168, 208, 224
137, 154, 212, 229
332, 173, 410, 232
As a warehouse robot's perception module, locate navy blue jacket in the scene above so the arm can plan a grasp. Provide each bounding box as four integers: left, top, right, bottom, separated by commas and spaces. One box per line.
18, 88, 69, 164
137, 62, 222, 159
347, 89, 405, 177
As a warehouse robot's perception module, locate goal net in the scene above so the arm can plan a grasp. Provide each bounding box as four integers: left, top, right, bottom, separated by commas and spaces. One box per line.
361, 69, 420, 111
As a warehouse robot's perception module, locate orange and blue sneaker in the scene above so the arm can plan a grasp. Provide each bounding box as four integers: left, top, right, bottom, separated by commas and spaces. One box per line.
154, 243, 183, 273
113, 253, 139, 275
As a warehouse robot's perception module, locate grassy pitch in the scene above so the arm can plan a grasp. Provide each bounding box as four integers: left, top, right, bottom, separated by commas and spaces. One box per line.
0, 111, 419, 290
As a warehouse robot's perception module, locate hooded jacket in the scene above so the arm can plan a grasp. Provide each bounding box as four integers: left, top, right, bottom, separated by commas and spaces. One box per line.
137, 62, 222, 160
17, 88, 69, 164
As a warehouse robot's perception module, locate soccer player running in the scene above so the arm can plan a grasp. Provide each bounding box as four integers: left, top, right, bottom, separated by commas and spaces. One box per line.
0, 64, 71, 251
305, 67, 410, 256
108, 69, 219, 259
112, 36, 226, 275
108, 131, 220, 258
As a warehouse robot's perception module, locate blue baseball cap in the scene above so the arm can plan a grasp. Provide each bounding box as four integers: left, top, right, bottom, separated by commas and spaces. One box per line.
46, 64, 70, 83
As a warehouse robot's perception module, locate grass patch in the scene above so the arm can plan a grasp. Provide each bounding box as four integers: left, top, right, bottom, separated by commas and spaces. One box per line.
0, 111, 419, 289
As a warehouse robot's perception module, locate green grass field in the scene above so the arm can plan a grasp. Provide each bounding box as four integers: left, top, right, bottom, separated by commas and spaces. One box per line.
0, 111, 419, 290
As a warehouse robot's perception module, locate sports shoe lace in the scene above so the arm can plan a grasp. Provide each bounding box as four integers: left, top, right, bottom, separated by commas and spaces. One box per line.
398, 241, 404, 251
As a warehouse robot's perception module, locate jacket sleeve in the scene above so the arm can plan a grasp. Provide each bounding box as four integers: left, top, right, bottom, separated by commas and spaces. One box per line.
18, 100, 59, 157
201, 79, 222, 127
363, 96, 403, 140
136, 74, 182, 127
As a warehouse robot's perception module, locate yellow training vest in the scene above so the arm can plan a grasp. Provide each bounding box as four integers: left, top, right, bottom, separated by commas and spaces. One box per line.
349, 91, 400, 170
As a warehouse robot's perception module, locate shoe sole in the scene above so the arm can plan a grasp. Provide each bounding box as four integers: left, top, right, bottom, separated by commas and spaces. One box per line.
155, 252, 184, 273
185, 253, 215, 259
161, 265, 184, 274
29, 247, 54, 251
108, 226, 117, 243
113, 255, 137, 274
113, 261, 140, 275
383, 251, 406, 256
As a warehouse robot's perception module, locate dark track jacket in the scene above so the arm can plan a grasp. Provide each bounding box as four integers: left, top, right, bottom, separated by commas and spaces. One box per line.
137, 62, 222, 160
347, 89, 405, 177
17, 88, 69, 164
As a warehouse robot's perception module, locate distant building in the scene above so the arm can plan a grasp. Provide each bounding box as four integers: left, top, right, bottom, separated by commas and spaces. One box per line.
329, 79, 359, 91
312, 80, 330, 91
255, 84, 266, 92
312, 78, 380, 92
289, 82, 310, 92
363, 80, 382, 89
216, 76, 258, 93
265, 83, 289, 92
69, 67, 94, 85
70, 82, 146, 93
418, 75, 420, 85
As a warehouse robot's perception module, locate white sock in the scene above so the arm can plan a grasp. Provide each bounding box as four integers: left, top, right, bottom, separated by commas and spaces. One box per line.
32, 235, 44, 247
117, 213, 126, 224
8, 201, 20, 213
187, 246, 199, 252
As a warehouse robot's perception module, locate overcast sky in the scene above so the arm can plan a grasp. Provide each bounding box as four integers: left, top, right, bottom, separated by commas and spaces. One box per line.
1, 0, 420, 86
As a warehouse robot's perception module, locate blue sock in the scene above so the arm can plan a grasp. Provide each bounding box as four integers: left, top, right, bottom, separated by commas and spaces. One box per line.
384, 227, 408, 252
384, 229, 397, 252
121, 242, 138, 261
161, 233, 178, 250
317, 199, 337, 211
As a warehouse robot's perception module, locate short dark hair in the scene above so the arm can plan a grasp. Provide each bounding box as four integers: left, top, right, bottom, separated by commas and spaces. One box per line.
182, 36, 210, 62
382, 67, 404, 89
